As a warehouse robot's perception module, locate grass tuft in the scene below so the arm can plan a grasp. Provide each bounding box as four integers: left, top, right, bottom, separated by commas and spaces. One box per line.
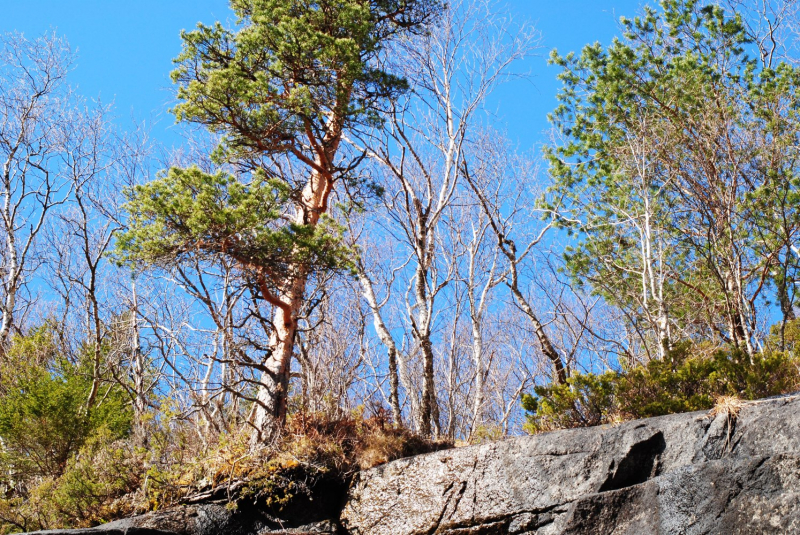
709, 395, 744, 420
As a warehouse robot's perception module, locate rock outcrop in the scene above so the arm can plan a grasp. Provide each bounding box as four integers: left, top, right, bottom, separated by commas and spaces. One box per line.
341, 392, 800, 534
26, 392, 800, 534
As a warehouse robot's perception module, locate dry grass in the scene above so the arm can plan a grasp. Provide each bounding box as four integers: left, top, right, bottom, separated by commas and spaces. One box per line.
280, 408, 451, 472
709, 395, 744, 420
709, 395, 745, 452
141, 408, 452, 516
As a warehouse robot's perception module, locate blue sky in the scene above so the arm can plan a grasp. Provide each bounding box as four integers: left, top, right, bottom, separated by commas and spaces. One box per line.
2, 0, 646, 152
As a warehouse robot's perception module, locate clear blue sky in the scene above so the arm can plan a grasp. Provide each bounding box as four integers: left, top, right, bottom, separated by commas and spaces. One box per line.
1, 0, 646, 152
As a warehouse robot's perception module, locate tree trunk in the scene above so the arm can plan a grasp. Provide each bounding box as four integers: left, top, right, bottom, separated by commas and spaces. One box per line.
251, 153, 335, 441
777, 268, 795, 351
251, 298, 298, 442
130, 278, 147, 420
413, 256, 439, 437
358, 270, 404, 426
419, 335, 439, 436
0, 232, 18, 348
507, 270, 568, 385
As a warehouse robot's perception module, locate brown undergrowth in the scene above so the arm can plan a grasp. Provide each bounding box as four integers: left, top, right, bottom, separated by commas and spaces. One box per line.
145, 408, 451, 513
0, 407, 450, 533
177, 409, 452, 517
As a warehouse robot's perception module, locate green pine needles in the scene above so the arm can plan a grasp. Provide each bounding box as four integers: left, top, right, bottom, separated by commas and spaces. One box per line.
170, 0, 437, 166
116, 167, 354, 286
115, 0, 439, 310
543, 0, 800, 361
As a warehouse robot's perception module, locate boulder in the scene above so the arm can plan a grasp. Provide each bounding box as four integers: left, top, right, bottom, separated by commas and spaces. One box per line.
24, 500, 341, 534
340, 393, 800, 534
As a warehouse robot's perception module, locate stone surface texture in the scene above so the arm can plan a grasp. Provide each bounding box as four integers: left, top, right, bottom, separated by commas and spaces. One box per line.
25, 392, 800, 534
341, 393, 800, 534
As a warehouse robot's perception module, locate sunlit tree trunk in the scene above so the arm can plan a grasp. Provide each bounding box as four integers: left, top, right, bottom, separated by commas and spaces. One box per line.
251, 145, 337, 440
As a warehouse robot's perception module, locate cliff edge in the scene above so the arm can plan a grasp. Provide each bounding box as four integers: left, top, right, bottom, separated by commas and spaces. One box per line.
27, 392, 800, 534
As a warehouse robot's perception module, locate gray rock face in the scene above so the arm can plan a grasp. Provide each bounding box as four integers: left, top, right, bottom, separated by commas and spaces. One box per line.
340, 393, 800, 534
24, 501, 342, 534
25, 393, 800, 534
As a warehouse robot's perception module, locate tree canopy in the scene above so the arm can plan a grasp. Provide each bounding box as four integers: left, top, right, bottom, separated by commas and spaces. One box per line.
545, 0, 800, 360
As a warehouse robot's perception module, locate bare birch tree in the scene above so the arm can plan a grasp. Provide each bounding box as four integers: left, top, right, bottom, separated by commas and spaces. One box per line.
0, 32, 74, 347
353, 0, 538, 436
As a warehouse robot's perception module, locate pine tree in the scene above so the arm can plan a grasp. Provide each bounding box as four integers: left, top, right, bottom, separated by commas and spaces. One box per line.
116, 0, 439, 440
545, 0, 800, 361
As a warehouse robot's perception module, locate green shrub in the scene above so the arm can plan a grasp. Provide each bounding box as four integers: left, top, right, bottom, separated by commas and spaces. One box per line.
0, 429, 143, 532
0, 340, 132, 486
0, 328, 134, 533
47, 428, 143, 526
523, 344, 800, 433
521, 371, 618, 433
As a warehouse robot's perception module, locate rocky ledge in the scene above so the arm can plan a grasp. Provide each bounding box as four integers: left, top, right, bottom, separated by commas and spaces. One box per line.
28, 392, 800, 534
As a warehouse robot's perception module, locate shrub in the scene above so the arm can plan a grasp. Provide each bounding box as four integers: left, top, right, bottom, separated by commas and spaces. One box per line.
0, 336, 132, 485
521, 371, 618, 433
0, 328, 134, 533
523, 344, 800, 433
47, 428, 144, 526
0, 429, 144, 532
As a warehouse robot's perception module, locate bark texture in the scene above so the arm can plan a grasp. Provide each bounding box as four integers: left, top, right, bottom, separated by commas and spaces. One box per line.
251, 130, 339, 439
